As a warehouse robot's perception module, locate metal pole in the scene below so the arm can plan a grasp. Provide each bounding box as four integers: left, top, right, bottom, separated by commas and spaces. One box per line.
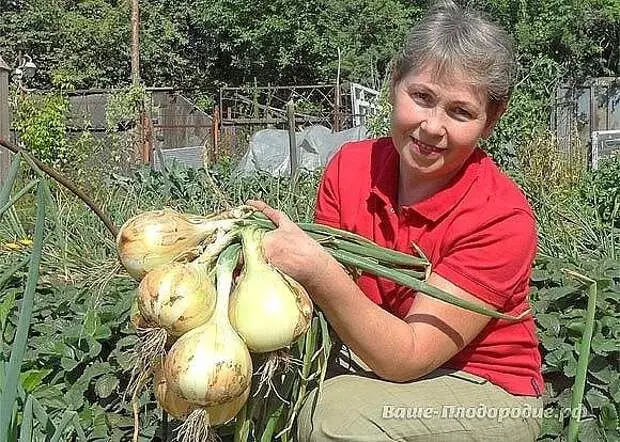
0, 55, 11, 184
286, 100, 297, 181
334, 47, 342, 132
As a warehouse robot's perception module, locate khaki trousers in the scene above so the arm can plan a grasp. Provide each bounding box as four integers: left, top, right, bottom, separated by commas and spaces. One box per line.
296, 344, 543, 442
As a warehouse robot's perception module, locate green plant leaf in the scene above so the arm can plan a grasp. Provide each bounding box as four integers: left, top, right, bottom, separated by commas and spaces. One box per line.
531, 268, 551, 282
600, 403, 619, 431
563, 353, 578, 378
585, 388, 609, 410
0, 256, 30, 292
0, 153, 22, 208
540, 413, 563, 437
604, 428, 620, 442
0, 291, 16, 332
537, 313, 562, 334
591, 334, 619, 355
0, 183, 46, 436
588, 356, 616, 384
94, 374, 118, 399
60, 357, 79, 372
545, 286, 578, 301
546, 344, 572, 366
83, 310, 99, 336
18, 395, 34, 442
20, 368, 53, 393
50, 410, 76, 442
609, 377, 620, 403
542, 334, 566, 351
577, 417, 605, 442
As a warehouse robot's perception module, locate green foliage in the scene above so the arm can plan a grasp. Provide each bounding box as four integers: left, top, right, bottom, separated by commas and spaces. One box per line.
10, 87, 141, 186
484, 56, 565, 169
113, 160, 322, 223
2, 148, 620, 440
365, 79, 392, 138
105, 84, 146, 131
531, 257, 620, 441
0, 0, 416, 94
12, 92, 71, 169
577, 154, 620, 227
0, 157, 88, 441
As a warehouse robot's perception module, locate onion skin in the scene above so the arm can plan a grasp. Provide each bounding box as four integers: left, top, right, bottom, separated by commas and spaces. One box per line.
154, 363, 249, 425
229, 226, 313, 353
153, 363, 198, 420
206, 385, 250, 426
137, 263, 217, 337
116, 209, 236, 280
164, 320, 253, 407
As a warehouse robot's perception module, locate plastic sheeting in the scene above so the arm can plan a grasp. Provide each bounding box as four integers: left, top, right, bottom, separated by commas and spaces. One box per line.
234, 125, 368, 176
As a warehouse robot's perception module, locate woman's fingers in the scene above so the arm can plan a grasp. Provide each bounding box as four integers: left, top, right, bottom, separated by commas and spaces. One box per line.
246, 199, 293, 227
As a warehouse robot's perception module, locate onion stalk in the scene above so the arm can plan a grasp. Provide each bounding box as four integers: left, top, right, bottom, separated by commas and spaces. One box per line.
229, 225, 313, 353
245, 211, 530, 322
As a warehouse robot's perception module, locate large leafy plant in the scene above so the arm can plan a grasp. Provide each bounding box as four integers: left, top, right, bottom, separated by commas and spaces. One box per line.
532, 256, 620, 441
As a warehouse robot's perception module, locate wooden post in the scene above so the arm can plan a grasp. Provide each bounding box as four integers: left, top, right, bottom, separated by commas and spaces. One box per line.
286, 100, 297, 181
131, 0, 140, 87
142, 110, 153, 165
130, 0, 148, 164
0, 55, 11, 184
211, 105, 220, 164
227, 107, 233, 156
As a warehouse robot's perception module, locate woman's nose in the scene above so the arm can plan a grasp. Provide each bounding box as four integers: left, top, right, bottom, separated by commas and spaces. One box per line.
420, 109, 446, 138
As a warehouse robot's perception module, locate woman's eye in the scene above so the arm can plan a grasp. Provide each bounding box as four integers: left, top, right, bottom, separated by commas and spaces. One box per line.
412, 92, 430, 103
453, 107, 473, 119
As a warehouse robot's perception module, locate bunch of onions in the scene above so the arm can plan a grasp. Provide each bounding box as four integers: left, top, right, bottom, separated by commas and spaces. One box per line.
161, 243, 253, 441
115, 205, 532, 441
127, 229, 239, 400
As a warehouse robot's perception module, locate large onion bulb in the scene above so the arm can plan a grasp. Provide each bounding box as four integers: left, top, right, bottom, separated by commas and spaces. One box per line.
229, 225, 313, 353
137, 262, 217, 338
116, 209, 239, 280
153, 363, 249, 425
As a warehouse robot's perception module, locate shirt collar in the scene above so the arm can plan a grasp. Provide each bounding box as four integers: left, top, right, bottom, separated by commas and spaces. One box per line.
370, 138, 484, 223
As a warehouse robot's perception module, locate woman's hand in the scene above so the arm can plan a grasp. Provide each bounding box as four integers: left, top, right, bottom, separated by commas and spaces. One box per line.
246, 200, 333, 286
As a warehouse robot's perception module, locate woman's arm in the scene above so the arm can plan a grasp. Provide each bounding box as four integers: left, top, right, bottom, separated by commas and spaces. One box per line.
247, 200, 494, 382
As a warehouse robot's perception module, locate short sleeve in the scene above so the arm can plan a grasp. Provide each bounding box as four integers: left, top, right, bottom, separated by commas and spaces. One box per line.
433, 210, 537, 310
313, 150, 342, 228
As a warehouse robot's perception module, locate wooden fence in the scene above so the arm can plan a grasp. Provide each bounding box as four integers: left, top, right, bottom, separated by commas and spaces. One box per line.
552, 77, 620, 162
0, 82, 378, 179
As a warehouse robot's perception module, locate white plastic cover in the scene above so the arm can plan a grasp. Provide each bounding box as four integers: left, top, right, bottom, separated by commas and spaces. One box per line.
234, 125, 368, 176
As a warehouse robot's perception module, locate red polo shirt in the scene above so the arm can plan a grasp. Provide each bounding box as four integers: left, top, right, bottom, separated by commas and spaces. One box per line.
314, 137, 544, 397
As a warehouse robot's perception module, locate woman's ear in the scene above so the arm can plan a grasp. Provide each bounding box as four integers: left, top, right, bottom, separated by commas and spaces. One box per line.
482, 102, 507, 139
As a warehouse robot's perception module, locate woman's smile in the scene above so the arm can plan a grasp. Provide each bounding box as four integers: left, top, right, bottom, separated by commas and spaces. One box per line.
409, 136, 447, 159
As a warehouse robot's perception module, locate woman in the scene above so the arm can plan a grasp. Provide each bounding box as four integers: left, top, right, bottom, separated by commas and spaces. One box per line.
249, 2, 544, 440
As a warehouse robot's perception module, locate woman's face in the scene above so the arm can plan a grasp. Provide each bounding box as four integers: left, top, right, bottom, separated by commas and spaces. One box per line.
390, 64, 502, 183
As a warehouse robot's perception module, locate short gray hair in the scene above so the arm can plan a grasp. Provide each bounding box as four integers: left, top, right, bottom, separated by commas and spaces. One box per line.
391, 1, 516, 106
